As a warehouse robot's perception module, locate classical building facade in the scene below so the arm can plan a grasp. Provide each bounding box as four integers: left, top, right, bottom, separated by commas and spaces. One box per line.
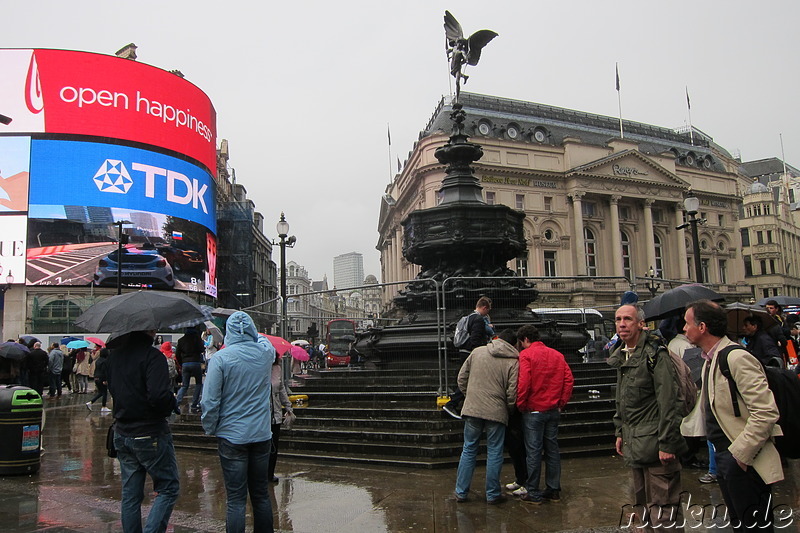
378, 93, 752, 307
739, 158, 800, 299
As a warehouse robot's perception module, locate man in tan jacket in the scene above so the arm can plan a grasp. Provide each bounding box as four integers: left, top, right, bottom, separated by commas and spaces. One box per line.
684, 300, 783, 531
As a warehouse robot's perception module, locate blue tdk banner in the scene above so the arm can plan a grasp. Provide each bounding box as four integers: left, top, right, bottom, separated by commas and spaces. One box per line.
30, 139, 216, 232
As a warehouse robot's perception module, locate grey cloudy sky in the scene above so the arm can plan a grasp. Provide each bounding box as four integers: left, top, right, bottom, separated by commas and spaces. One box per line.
5, 1, 799, 284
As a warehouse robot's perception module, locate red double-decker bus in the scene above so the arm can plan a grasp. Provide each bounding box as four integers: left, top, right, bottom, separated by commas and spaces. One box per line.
325, 319, 356, 367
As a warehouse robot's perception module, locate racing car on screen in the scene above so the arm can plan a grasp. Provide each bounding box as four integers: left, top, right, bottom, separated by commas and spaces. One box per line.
93, 248, 175, 289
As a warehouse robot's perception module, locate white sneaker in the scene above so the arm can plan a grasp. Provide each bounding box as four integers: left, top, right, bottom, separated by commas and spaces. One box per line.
85, 402, 92, 411
512, 486, 528, 497
505, 482, 522, 491
100, 407, 112, 413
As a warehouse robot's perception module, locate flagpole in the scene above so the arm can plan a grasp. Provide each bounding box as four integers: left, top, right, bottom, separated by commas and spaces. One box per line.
686, 86, 694, 146
616, 63, 624, 139
387, 123, 393, 183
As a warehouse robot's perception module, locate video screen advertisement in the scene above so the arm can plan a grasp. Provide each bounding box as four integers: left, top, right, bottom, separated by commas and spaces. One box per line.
0, 136, 31, 286
27, 139, 218, 297
0, 48, 217, 176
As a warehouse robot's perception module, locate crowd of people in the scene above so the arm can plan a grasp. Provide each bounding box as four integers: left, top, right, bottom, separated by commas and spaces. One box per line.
447, 295, 788, 532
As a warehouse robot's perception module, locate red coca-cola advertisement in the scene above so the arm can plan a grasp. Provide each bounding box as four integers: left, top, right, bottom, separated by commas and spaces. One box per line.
0, 48, 217, 176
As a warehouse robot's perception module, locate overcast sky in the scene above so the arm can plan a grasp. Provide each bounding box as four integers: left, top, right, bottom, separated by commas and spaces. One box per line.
5, 1, 799, 284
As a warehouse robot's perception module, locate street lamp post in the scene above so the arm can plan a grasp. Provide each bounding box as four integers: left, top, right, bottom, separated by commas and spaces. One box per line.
677, 190, 704, 283
0, 267, 14, 294
276, 213, 296, 339
114, 220, 132, 295
645, 266, 660, 299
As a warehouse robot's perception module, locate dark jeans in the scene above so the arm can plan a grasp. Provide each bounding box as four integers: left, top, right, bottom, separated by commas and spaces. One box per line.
715, 448, 774, 531
89, 380, 108, 406
48, 372, 62, 397
268, 424, 282, 480
176, 362, 203, 408
505, 410, 528, 485
114, 431, 180, 533
218, 438, 274, 533
522, 409, 562, 494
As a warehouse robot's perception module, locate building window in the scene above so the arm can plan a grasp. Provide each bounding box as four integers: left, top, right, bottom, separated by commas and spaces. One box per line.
718, 214, 724, 226
741, 228, 750, 247
757, 231, 764, 244
770, 259, 776, 274
584, 228, 597, 276
436, 191, 443, 205
619, 206, 631, 220
485, 191, 495, 205
621, 231, 632, 281
654, 234, 663, 277
701, 259, 709, 284
582, 202, 597, 217
544, 251, 557, 277
544, 196, 552, 211
763, 288, 771, 298
765, 204, 771, 215
767, 230, 773, 244
760, 259, 767, 275
516, 258, 528, 277
754, 204, 762, 216
744, 255, 753, 277
719, 259, 728, 284
516, 194, 525, 210
651, 208, 662, 223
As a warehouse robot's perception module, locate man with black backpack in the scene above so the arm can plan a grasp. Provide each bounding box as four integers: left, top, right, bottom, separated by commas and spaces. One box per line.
684, 300, 783, 531
443, 296, 494, 419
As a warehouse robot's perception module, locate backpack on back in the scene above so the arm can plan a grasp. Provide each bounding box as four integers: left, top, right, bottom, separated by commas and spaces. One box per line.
453, 312, 476, 349
718, 345, 800, 459
645, 335, 698, 418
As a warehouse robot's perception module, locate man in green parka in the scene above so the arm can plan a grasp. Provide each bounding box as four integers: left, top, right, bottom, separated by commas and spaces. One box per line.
608, 304, 686, 531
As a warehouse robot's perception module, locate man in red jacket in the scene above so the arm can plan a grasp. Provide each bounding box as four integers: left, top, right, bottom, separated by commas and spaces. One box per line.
516, 325, 574, 504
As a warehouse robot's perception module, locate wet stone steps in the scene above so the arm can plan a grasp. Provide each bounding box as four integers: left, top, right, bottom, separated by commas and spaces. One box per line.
171, 360, 618, 468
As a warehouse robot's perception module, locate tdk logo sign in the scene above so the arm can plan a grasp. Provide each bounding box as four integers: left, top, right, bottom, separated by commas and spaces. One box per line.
94, 160, 133, 194
92, 159, 209, 214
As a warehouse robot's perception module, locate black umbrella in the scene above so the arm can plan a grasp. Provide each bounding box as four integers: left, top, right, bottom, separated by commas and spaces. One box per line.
643, 284, 725, 321
0, 341, 30, 361
74, 291, 207, 338
725, 302, 776, 338
756, 296, 800, 307
20, 335, 40, 347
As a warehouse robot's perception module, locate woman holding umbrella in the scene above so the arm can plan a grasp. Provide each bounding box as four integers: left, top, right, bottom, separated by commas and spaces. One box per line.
86, 348, 111, 413
265, 340, 294, 483
75, 347, 91, 394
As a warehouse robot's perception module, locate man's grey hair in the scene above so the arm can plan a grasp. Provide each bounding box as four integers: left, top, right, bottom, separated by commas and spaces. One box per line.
619, 303, 645, 322
33, 341, 41, 349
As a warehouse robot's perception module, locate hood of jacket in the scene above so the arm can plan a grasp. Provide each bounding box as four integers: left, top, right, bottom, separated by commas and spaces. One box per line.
224, 312, 259, 345
486, 338, 519, 359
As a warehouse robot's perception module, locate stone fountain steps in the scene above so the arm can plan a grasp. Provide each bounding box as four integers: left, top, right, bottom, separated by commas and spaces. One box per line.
170, 361, 618, 468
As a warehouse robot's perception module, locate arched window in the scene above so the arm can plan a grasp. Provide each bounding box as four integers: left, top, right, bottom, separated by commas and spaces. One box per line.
654, 234, 664, 277
621, 231, 631, 281
584, 228, 597, 277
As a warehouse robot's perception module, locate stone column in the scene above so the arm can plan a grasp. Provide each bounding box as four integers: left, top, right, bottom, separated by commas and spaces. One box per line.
569, 192, 586, 276
395, 227, 404, 281
675, 202, 689, 280
609, 195, 623, 277
643, 199, 657, 273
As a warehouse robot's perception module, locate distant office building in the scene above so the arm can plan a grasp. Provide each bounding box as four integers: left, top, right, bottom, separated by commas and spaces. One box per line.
130, 211, 160, 237
334, 252, 364, 290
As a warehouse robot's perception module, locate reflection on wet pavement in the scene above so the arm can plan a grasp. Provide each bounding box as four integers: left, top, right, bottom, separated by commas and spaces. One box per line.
1, 392, 798, 532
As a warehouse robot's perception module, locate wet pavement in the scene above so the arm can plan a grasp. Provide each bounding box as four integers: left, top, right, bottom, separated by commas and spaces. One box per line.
2, 391, 799, 532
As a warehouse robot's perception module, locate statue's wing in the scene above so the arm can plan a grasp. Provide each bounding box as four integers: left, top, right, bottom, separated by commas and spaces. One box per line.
466, 30, 498, 65
444, 10, 464, 41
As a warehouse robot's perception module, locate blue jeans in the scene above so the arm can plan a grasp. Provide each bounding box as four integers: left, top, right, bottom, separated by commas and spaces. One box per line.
176, 362, 203, 408
114, 431, 180, 533
522, 409, 562, 494
708, 441, 717, 476
218, 438, 274, 533
455, 416, 506, 501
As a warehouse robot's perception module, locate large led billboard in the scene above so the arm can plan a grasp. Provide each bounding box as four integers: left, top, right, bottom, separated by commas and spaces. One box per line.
0, 48, 217, 176
27, 139, 217, 296
0, 137, 30, 285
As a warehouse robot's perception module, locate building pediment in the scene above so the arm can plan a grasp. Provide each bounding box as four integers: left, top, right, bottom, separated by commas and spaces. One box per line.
568, 150, 689, 188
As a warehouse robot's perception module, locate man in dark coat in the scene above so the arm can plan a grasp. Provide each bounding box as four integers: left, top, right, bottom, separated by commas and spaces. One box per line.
742, 316, 783, 368
26, 342, 50, 396
175, 327, 205, 413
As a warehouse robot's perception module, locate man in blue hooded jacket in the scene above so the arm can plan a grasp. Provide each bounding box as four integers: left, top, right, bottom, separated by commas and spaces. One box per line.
201, 312, 276, 533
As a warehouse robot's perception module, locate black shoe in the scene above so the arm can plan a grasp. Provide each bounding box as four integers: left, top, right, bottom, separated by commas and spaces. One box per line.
487, 494, 507, 505
442, 401, 462, 420
541, 489, 560, 502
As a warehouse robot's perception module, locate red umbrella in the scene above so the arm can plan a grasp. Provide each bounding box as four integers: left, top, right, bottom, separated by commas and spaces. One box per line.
259, 333, 292, 355
291, 344, 310, 362
86, 337, 106, 347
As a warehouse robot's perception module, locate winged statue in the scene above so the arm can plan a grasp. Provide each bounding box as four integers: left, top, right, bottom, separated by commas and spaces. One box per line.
444, 10, 498, 100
